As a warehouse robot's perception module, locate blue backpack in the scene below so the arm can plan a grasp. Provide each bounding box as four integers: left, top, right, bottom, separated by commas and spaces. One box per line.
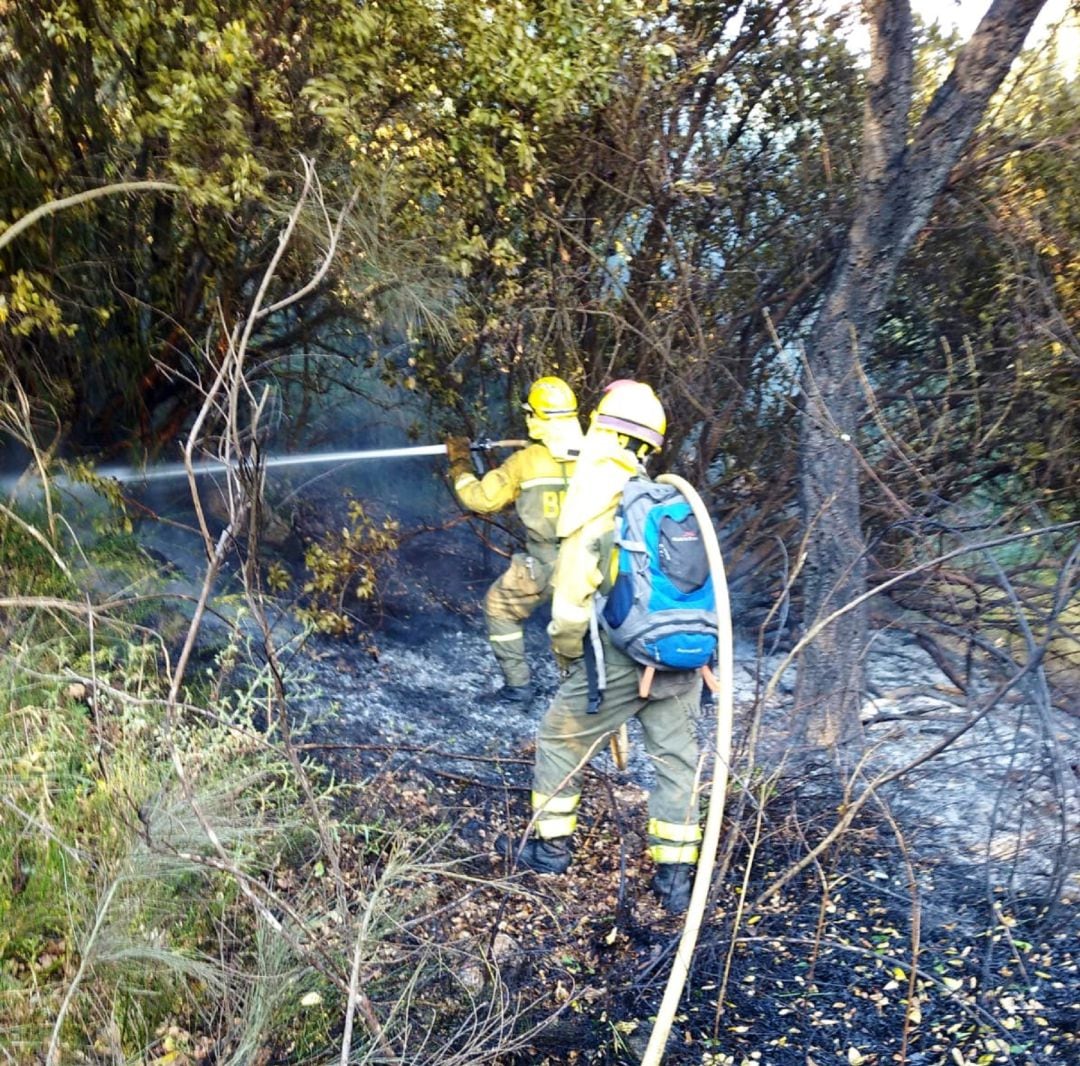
599, 478, 717, 671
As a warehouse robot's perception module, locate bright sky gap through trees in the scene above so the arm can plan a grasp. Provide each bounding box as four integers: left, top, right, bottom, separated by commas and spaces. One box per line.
833, 0, 1079, 73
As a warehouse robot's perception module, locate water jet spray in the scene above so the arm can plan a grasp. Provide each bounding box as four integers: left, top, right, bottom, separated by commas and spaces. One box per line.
93, 439, 527, 484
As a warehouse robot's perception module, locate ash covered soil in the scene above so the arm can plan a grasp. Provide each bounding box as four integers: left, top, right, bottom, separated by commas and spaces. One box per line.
276, 502, 1078, 1066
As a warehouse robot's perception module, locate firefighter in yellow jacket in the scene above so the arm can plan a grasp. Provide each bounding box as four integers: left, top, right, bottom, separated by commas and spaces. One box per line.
500, 380, 703, 913
445, 376, 583, 708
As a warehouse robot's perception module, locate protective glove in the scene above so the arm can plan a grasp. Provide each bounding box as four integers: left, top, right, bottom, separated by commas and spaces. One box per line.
553, 650, 583, 679
445, 435, 472, 467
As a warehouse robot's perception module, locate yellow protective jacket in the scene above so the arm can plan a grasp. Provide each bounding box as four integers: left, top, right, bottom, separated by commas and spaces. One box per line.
452, 443, 576, 564
547, 429, 641, 661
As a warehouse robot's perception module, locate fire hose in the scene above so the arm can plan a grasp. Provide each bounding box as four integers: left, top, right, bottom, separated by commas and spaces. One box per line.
93, 439, 527, 483
640, 473, 734, 1066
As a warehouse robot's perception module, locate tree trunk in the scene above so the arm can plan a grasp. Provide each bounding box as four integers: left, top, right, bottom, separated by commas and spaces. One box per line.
794, 0, 1049, 758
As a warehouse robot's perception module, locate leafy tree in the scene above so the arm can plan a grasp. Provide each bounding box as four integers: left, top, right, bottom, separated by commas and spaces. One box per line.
793, 0, 1052, 758
0, 0, 647, 454
419, 1, 866, 609
867, 51, 1080, 525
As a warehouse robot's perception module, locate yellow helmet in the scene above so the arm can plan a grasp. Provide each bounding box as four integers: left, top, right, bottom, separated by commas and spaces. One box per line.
595, 380, 666, 451
523, 376, 578, 420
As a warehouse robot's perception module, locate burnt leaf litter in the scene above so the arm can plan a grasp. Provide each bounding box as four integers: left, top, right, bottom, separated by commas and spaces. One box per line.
275, 512, 1077, 1065
314, 748, 1077, 1066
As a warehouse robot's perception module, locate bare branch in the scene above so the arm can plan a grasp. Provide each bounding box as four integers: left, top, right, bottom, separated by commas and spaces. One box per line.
0, 180, 182, 254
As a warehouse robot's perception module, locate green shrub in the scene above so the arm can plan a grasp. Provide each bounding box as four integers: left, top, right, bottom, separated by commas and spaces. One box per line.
293, 494, 400, 638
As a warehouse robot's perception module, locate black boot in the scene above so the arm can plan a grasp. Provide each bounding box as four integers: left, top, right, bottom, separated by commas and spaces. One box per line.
651, 863, 695, 914
496, 834, 571, 874
496, 683, 534, 709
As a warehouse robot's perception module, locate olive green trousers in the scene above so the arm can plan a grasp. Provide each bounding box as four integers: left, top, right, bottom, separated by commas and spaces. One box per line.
531, 634, 703, 863
484, 552, 555, 687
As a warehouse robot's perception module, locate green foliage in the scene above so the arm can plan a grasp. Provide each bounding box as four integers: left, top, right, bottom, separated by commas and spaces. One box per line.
1, 472, 556, 1064
295, 495, 400, 637
0, 269, 78, 338
415, 2, 866, 600
0, 484, 299, 1057
0, 508, 74, 602
867, 57, 1080, 527
0, 0, 652, 453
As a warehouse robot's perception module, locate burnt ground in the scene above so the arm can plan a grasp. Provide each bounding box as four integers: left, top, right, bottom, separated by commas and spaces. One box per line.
128, 451, 1077, 1066
309, 757, 1078, 1066
255, 494, 1080, 1066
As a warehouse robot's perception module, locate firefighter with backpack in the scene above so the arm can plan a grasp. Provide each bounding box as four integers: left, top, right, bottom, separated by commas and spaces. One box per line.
446, 376, 584, 709
499, 380, 711, 914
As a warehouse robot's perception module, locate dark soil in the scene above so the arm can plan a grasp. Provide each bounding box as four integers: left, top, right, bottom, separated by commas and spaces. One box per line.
276, 501, 1078, 1066
311, 746, 1077, 1066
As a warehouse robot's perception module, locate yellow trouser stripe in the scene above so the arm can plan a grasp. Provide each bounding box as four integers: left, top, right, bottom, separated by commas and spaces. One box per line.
490, 631, 523, 643
648, 818, 703, 844
532, 791, 580, 814
536, 813, 577, 839
650, 842, 701, 864
532, 792, 580, 839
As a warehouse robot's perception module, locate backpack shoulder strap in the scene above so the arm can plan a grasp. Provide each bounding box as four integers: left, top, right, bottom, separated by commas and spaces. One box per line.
611, 476, 643, 550
613, 476, 678, 551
